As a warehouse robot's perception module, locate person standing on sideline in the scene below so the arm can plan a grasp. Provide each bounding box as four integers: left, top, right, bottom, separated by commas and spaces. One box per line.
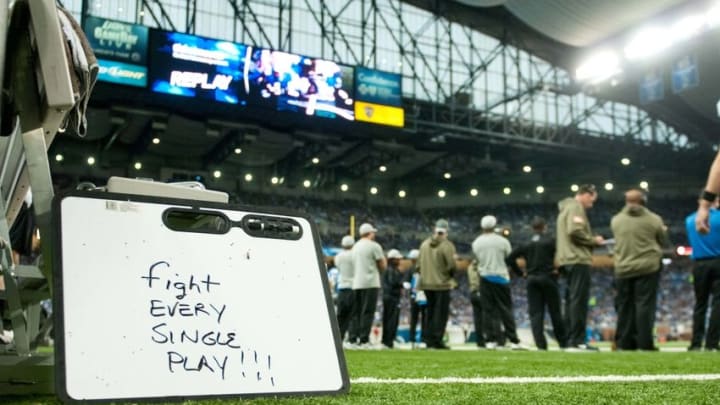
685, 196, 720, 351
417, 219, 457, 349
472, 215, 526, 350
610, 189, 666, 351
556, 184, 604, 351
695, 150, 720, 233
334, 235, 355, 345
405, 249, 428, 348
507, 217, 567, 350
467, 259, 486, 348
350, 223, 386, 347
381, 249, 405, 348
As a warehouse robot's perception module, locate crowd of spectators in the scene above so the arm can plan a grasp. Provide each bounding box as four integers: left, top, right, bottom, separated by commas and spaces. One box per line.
233, 191, 698, 340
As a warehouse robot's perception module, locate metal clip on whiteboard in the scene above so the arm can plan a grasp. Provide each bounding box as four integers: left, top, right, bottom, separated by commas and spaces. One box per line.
105, 176, 230, 203
243, 215, 303, 240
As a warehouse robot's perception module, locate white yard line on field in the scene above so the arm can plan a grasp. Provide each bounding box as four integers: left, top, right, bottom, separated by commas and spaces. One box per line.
352, 374, 720, 384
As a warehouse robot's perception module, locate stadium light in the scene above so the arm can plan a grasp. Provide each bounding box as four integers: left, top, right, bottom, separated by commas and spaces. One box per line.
640, 181, 649, 190
234, 147, 242, 154
536, 186, 545, 194
379, 165, 387, 173
340, 183, 349, 192
134, 162, 142, 170
522, 165, 532, 173
438, 190, 446, 198
671, 15, 704, 41
676, 245, 692, 256
271, 176, 279, 185
624, 27, 672, 60
443, 172, 452, 179
398, 190, 407, 198
303, 179, 312, 188
604, 182, 614, 191
87, 156, 95, 166
621, 157, 631, 166
312, 157, 320, 165
575, 50, 621, 83
708, 4, 720, 28
571, 184, 579, 192
152, 137, 161, 145
244, 173, 253, 182
55, 153, 64, 162
213, 170, 222, 179
503, 187, 511, 195
470, 188, 479, 197
370, 186, 378, 195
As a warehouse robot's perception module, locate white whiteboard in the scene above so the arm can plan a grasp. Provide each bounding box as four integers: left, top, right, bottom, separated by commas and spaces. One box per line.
54, 194, 348, 401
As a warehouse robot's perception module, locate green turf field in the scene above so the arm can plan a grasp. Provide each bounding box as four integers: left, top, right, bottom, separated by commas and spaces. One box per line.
5, 344, 720, 404
5, 348, 720, 404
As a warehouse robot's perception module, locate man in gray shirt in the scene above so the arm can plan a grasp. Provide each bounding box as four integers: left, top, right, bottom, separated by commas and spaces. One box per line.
350, 223, 386, 347
334, 235, 355, 343
471, 215, 525, 350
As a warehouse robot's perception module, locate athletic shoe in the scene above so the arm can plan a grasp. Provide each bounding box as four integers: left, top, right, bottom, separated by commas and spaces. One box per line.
687, 346, 702, 351
510, 343, 530, 351
485, 342, 498, 350
413, 342, 427, 349
342, 341, 358, 350
429, 343, 451, 350
566, 344, 599, 352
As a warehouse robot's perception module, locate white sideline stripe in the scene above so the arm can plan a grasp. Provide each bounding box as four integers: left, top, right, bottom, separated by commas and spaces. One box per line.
352, 374, 720, 384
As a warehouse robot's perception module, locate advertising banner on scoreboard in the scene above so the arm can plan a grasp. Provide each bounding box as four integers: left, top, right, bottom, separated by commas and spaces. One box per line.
85, 16, 149, 64
355, 101, 404, 127
97, 59, 148, 87
84, 16, 149, 87
148, 30, 252, 104
671, 55, 699, 94
355, 67, 402, 107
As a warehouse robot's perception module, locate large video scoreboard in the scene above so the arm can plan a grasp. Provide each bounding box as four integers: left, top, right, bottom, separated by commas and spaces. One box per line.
84, 17, 402, 127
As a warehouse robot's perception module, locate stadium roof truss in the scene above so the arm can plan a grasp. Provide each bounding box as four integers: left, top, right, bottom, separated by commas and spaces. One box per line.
66, 0, 706, 163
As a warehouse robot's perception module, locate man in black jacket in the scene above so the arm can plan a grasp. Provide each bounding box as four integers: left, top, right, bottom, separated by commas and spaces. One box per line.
508, 217, 567, 350
381, 249, 405, 348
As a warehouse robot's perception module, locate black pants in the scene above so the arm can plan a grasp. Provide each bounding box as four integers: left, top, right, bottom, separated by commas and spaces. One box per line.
615, 271, 660, 350
424, 290, 450, 347
350, 288, 378, 344
470, 290, 485, 346
481, 279, 519, 345
336, 289, 354, 340
382, 296, 400, 347
408, 300, 427, 343
692, 259, 720, 349
527, 274, 567, 350
561, 264, 591, 346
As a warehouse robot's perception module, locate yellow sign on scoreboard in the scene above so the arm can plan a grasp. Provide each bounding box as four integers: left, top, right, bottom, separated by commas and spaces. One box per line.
354, 101, 405, 127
